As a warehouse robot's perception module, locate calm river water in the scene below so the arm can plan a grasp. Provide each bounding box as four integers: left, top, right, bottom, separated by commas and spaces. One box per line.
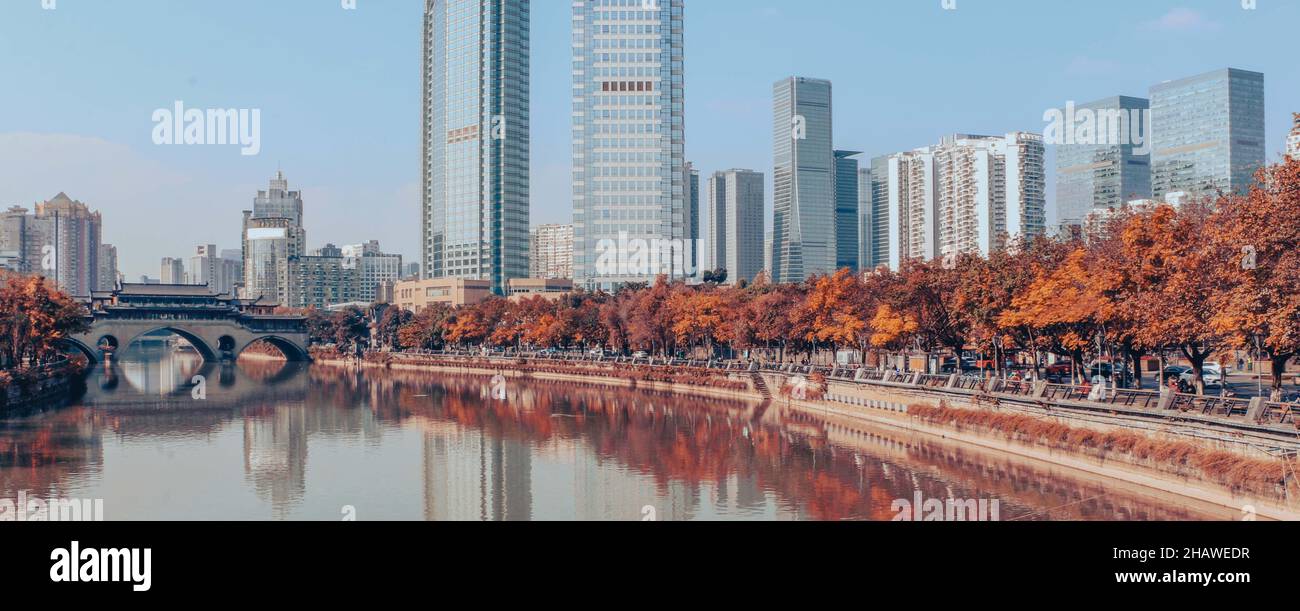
0, 348, 1236, 521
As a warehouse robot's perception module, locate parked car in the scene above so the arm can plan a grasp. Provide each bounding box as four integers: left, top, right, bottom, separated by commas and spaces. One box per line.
1088, 363, 1134, 387
1044, 362, 1075, 384
1180, 364, 1224, 390
588, 347, 606, 356
632, 351, 649, 359
1161, 366, 1193, 392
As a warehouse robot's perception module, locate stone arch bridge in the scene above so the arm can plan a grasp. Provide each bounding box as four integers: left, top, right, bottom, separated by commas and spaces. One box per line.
63, 284, 311, 363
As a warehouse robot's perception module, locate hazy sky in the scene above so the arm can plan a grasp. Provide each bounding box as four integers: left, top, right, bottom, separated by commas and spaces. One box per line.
1, 0, 1297, 280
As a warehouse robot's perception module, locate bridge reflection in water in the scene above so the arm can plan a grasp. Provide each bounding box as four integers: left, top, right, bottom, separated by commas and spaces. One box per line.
0, 351, 1239, 521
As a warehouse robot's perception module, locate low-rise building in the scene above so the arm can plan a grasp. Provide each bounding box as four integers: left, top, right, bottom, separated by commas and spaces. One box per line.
506, 278, 575, 302
393, 277, 492, 311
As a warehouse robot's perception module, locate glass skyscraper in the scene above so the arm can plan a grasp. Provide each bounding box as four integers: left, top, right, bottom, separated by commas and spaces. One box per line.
1054, 96, 1151, 230
422, 0, 530, 295
856, 166, 871, 271
772, 76, 834, 284
571, 0, 687, 290
865, 155, 891, 270
1150, 68, 1265, 200
833, 150, 861, 272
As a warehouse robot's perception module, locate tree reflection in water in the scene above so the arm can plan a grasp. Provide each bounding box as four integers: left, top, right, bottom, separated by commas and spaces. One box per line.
0, 362, 1235, 521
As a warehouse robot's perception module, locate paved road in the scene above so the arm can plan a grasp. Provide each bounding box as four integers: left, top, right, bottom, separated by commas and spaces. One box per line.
1135, 371, 1300, 399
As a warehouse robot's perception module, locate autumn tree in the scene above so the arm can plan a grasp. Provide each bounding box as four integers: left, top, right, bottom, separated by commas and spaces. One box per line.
397, 304, 452, 351
1209, 158, 1300, 393
0, 273, 90, 368
793, 269, 867, 363
1000, 249, 1105, 383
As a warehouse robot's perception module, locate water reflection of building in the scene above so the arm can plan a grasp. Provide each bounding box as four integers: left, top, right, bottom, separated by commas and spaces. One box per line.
242, 405, 309, 518
118, 348, 204, 395
574, 456, 701, 522
421, 422, 532, 521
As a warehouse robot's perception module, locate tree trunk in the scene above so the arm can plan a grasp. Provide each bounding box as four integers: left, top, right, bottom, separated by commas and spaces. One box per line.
1183, 346, 1208, 396
1270, 353, 1292, 393
1128, 350, 1144, 390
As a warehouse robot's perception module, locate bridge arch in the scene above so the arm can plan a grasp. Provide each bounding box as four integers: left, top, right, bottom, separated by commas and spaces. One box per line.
122, 327, 219, 362
236, 336, 312, 362
57, 337, 99, 362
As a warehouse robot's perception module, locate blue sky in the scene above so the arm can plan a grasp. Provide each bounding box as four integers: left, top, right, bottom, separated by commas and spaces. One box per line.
1, 0, 1296, 279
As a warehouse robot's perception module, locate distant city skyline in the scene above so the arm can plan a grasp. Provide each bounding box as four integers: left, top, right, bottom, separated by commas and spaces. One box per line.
2, 1, 1298, 280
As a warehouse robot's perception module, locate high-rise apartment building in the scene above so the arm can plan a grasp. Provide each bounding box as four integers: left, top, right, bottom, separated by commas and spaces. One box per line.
422, 0, 530, 295
529, 224, 574, 280
772, 76, 834, 283
1288, 113, 1300, 161
341, 241, 404, 304
160, 257, 186, 285
97, 244, 119, 291
1150, 68, 1265, 200
887, 148, 938, 269
571, 0, 687, 289
703, 169, 764, 284
0, 194, 104, 296
1054, 96, 1151, 230
190, 244, 240, 295
287, 254, 360, 310
883, 133, 1045, 269
834, 150, 861, 271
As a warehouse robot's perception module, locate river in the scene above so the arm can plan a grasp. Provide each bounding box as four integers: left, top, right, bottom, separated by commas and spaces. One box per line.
0, 347, 1236, 521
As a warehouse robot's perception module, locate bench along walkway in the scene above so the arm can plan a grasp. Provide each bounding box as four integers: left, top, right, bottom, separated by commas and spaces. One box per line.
380, 351, 1300, 446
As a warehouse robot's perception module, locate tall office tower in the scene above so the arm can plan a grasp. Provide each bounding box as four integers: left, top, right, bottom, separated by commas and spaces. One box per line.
571, 0, 686, 289
190, 244, 240, 295
341, 240, 404, 303
763, 230, 773, 279
1288, 113, 1300, 161
1054, 96, 1151, 230
833, 150, 862, 271
160, 258, 186, 285
856, 166, 872, 271
423, 0, 530, 295
529, 224, 574, 279
704, 169, 765, 284
97, 244, 119, 291
772, 77, 834, 283
243, 172, 307, 301
865, 155, 891, 270
2, 194, 104, 296
1150, 68, 1265, 200
702, 173, 724, 273
254, 170, 304, 226
685, 162, 700, 275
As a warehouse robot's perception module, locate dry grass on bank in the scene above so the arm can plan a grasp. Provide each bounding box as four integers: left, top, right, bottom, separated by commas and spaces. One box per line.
907, 403, 1296, 495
